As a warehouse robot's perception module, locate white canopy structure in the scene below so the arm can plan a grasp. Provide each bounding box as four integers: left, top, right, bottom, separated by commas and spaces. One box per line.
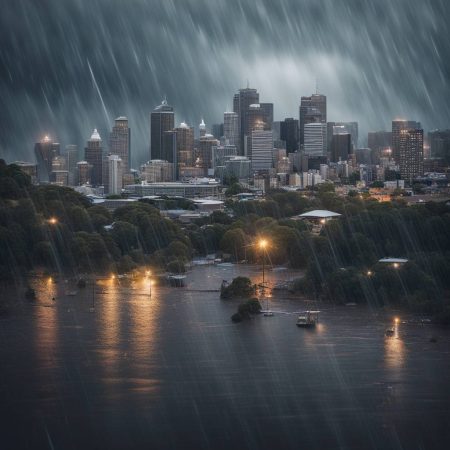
299, 210, 341, 219
378, 257, 409, 264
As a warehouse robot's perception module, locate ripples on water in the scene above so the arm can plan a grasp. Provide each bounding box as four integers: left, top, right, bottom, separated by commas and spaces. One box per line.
1, 265, 450, 449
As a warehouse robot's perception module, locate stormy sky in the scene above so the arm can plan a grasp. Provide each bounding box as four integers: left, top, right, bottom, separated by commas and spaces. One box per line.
1, 0, 449, 166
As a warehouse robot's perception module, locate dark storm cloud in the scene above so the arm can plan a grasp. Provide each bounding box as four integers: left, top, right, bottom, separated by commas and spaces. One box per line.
1, 0, 449, 164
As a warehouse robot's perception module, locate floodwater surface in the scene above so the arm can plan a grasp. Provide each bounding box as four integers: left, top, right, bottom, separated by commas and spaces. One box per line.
1, 265, 450, 449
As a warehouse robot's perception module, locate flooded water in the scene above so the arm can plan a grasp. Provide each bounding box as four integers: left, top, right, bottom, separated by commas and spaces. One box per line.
1, 265, 450, 449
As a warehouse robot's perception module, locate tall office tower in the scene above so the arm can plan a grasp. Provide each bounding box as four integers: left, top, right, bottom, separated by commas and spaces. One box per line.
299, 93, 327, 146
197, 134, 219, 175
77, 161, 90, 185
212, 123, 224, 140
399, 128, 424, 183
272, 121, 281, 141
428, 129, 450, 162
50, 155, 68, 186
327, 122, 358, 151
84, 129, 103, 186
392, 120, 421, 163
162, 130, 177, 163
150, 99, 174, 160
304, 123, 327, 157
224, 112, 239, 147
233, 86, 259, 155
65, 145, 78, 186
199, 119, 206, 137
245, 104, 272, 136
249, 129, 273, 171
331, 133, 352, 162
175, 122, 195, 169
109, 117, 131, 173
104, 155, 123, 195
34, 136, 60, 182
140, 160, 174, 182
259, 103, 274, 130
280, 118, 299, 153
368, 131, 392, 151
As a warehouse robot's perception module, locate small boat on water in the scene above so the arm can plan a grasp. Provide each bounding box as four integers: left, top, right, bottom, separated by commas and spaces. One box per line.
167, 274, 186, 287
385, 327, 395, 336
296, 311, 320, 327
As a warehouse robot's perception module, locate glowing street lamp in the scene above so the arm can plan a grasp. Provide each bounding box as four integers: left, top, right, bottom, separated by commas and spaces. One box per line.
259, 238, 269, 289
48, 217, 58, 225
367, 270, 372, 276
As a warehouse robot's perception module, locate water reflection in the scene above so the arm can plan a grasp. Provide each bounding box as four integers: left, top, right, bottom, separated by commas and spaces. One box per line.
384, 324, 405, 369
32, 276, 58, 367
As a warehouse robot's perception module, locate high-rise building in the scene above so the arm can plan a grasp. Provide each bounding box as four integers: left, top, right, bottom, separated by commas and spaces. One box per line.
233, 87, 259, 155
65, 145, 79, 186
104, 155, 123, 195
150, 99, 174, 160
392, 120, 421, 163
175, 122, 195, 170
249, 130, 273, 171
199, 119, 207, 137
212, 123, 224, 140
304, 123, 327, 157
140, 160, 175, 182
162, 130, 177, 164
77, 161, 90, 185
327, 122, 358, 151
246, 103, 271, 135
34, 136, 60, 182
299, 94, 326, 146
368, 131, 392, 152
399, 128, 424, 183
331, 133, 352, 162
224, 112, 239, 148
259, 103, 274, 130
84, 129, 103, 186
280, 118, 299, 153
197, 134, 219, 175
428, 129, 450, 163
109, 117, 131, 173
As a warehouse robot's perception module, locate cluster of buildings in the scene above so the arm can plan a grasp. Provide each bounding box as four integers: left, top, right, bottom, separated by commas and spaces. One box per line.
14, 85, 450, 200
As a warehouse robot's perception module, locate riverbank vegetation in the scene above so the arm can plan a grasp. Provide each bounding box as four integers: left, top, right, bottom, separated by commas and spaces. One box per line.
1, 161, 449, 319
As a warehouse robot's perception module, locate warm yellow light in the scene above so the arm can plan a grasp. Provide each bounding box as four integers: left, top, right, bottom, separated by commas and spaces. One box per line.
393, 263, 399, 269
111, 274, 115, 280
395, 317, 399, 324
48, 217, 58, 225
48, 277, 52, 283
367, 270, 372, 276
146, 270, 151, 276
320, 219, 326, 224
259, 239, 268, 249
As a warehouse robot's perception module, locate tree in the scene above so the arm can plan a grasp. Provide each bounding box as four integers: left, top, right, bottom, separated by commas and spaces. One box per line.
220, 228, 249, 261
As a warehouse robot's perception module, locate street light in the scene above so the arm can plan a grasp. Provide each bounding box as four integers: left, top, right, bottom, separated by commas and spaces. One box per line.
259, 238, 268, 289
48, 217, 58, 225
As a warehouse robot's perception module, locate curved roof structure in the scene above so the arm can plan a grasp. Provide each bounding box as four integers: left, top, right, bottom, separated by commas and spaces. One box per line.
378, 257, 409, 263
90, 129, 101, 141
299, 209, 341, 219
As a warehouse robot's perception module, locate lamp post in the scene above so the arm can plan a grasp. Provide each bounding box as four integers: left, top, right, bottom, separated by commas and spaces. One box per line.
259, 239, 268, 291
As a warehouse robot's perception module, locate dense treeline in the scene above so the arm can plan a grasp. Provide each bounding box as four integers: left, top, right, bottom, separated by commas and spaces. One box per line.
1, 161, 449, 319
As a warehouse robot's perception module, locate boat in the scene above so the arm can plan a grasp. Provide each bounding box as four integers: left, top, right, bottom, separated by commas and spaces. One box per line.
167, 274, 186, 287
296, 311, 320, 327
385, 327, 394, 336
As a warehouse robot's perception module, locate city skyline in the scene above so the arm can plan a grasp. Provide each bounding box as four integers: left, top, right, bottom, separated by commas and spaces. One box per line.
1, 0, 449, 164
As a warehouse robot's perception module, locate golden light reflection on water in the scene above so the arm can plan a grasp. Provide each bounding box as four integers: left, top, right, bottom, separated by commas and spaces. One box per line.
384, 326, 405, 369
32, 277, 58, 364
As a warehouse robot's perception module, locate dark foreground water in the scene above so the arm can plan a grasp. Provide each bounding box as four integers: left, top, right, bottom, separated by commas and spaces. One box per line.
1, 265, 450, 450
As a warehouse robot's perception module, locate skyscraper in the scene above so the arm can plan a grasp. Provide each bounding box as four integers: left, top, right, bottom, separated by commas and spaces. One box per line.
150, 99, 174, 160
392, 120, 421, 163
299, 94, 327, 147
76, 161, 90, 185
331, 133, 352, 162
249, 129, 273, 171
65, 145, 79, 186
109, 117, 131, 173
280, 118, 299, 153
34, 136, 60, 182
399, 128, 424, 183
197, 134, 219, 176
199, 119, 207, 137
233, 86, 259, 155
105, 155, 123, 195
224, 112, 239, 148
327, 122, 358, 151
84, 129, 103, 186
175, 122, 195, 168
428, 129, 450, 163
304, 123, 327, 157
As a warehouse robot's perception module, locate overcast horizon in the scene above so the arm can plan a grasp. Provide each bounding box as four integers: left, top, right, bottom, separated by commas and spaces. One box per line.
1, 0, 449, 167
